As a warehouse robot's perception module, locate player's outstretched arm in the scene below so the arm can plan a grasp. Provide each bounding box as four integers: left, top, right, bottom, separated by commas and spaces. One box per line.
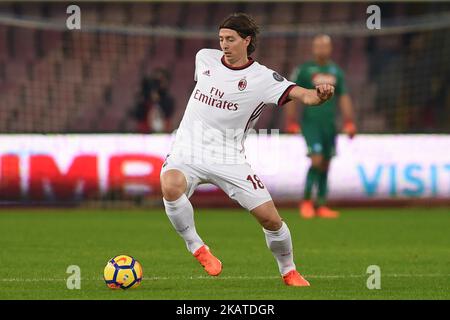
288, 84, 335, 106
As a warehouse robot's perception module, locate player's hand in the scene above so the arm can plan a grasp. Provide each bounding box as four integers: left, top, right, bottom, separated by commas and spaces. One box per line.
285, 121, 301, 134
343, 120, 357, 139
316, 84, 334, 102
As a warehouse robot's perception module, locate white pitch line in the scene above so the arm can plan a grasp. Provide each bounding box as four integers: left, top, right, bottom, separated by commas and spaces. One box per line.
0, 274, 448, 282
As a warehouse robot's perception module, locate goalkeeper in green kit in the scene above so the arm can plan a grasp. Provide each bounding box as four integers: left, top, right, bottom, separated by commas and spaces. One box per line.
285, 34, 356, 219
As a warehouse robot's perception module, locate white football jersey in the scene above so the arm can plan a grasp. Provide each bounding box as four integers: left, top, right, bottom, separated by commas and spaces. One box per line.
171, 49, 296, 164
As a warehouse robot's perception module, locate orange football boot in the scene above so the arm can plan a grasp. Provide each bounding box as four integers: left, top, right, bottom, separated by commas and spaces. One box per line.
282, 270, 310, 287
193, 245, 222, 276
316, 206, 340, 218
300, 200, 315, 219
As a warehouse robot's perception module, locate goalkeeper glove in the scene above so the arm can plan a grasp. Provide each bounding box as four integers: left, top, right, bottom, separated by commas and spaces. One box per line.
343, 120, 357, 139
285, 121, 301, 134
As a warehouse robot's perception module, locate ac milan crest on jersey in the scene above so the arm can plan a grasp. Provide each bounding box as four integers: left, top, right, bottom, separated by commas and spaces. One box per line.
273, 72, 284, 82
203, 70, 211, 76
238, 78, 247, 91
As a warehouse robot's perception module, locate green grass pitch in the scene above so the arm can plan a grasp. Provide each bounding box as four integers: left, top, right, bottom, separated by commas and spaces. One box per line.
0, 207, 448, 299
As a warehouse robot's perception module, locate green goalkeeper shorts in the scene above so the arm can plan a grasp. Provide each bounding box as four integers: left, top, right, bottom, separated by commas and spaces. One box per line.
301, 121, 337, 159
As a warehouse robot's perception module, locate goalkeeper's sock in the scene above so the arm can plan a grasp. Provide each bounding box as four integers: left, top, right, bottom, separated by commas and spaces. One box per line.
304, 166, 319, 200
317, 169, 329, 207
163, 194, 204, 254
263, 222, 296, 275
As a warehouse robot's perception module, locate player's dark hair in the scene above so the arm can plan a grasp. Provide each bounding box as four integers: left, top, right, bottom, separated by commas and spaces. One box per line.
219, 13, 259, 55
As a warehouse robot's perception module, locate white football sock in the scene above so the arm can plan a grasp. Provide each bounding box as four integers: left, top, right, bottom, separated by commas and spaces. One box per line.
263, 222, 296, 275
163, 194, 204, 254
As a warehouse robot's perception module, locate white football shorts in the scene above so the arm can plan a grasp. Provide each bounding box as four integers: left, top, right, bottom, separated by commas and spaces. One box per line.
160, 154, 272, 211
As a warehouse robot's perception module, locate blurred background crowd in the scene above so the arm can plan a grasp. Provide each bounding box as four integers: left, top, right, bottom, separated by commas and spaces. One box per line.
0, 1, 449, 134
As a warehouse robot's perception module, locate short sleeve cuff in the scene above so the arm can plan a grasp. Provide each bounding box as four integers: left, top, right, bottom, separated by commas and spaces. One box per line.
277, 84, 296, 107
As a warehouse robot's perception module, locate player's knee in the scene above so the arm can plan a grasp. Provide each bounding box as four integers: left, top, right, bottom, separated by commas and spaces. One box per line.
161, 182, 185, 201
161, 171, 187, 201
310, 155, 324, 169
264, 219, 283, 231
260, 217, 283, 231
251, 201, 283, 230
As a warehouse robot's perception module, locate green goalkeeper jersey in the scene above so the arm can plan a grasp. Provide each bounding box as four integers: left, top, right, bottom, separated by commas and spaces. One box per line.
291, 61, 347, 124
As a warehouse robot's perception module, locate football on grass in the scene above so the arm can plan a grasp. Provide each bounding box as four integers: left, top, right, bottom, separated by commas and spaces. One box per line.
103, 254, 143, 289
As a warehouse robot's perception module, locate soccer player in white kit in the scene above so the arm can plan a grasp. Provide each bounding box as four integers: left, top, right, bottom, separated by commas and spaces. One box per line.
160, 13, 334, 286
